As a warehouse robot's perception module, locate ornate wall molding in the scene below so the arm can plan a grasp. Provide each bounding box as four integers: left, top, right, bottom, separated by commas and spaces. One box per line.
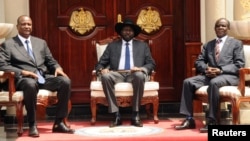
69, 8, 95, 35
136, 7, 162, 34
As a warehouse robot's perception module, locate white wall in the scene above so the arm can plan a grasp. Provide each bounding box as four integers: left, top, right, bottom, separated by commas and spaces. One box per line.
0, 0, 29, 39
200, 0, 234, 44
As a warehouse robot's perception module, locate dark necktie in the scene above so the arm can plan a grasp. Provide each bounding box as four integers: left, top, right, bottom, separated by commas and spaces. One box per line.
215, 39, 222, 62
124, 42, 130, 70
25, 40, 45, 84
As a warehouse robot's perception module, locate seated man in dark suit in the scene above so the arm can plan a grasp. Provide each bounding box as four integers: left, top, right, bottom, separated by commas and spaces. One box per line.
0, 15, 75, 137
95, 19, 156, 127
174, 18, 245, 133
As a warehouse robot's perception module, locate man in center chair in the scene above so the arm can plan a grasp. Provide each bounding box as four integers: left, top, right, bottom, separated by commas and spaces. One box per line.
95, 19, 156, 127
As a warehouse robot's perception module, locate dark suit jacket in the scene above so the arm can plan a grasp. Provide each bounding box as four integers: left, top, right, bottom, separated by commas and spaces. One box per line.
95, 39, 156, 75
195, 36, 245, 75
0, 35, 61, 80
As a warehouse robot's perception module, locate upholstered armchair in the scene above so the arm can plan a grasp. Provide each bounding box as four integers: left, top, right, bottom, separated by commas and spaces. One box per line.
194, 45, 250, 124
0, 71, 71, 136
90, 36, 160, 125
0, 71, 23, 136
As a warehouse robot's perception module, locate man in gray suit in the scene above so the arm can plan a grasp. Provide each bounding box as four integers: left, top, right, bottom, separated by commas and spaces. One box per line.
174, 18, 245, 133
95, 19, 156, 127
0, 15, 74, 137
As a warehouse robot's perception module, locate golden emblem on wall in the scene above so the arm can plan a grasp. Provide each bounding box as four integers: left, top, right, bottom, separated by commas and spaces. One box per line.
240, 0, 250, 20
69, 8, 95, 35
137, 7, 162, 33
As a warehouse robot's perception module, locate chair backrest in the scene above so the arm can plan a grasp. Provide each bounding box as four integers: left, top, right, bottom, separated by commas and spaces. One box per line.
95, 36, 121, 61
244, 45, 250, 68
243, 45, 250, 80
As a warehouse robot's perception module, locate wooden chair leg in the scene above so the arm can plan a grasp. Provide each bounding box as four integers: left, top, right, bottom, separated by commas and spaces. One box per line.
145, 104, 152, 119
16, 102, 24, 136
90, 98, 97, 125
231, 101, 240, 125
0, 106, 2, 123
63, 100, 71, 128
217, 103, 221, 124
152, 97, 159, 124
144, 97, 159, 124
193, 100, 203, 113
36, 105, 46, 120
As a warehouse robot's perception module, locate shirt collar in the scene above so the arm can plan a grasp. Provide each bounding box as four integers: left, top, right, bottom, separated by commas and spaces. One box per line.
18, 34, 31, 43
216, 35, 227, 43
122, 39, 133, 45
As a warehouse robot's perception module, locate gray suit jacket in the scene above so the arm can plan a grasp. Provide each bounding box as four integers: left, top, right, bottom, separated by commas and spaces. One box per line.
0, 35, 61, 79
195, 36, 245, 75
95, 39, 156, 75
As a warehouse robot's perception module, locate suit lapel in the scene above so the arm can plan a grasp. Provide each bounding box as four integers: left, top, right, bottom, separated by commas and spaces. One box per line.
217, 37, 232, 63
115, 40, 122, 68
220, 37, 231, 56
14, 36, 36, 64
30, 37, 39, 62
212, 39, 217, 62
132, 40, 139, 65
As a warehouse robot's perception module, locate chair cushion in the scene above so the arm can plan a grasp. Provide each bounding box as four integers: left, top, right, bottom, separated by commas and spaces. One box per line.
91, 90, 158, 97
0, 91, 23, 102
195, 85, 250, 98
90, 81, 159, 91
37, 89, 57, 98
0, 89, 57, 103
90, 81, 159, 97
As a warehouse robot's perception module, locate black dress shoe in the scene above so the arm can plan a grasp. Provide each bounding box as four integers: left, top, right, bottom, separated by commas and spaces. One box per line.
200, 125, 208, 133
200, 119, 217, 133
28, 126, 39, 137
175, 119, 196, 130
52, 122, 75, 134
109, 116, 122, 127
131, 119, 143, 127
131, 111, 143, 127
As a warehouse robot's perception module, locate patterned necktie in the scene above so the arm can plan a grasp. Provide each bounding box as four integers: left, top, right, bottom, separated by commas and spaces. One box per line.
25, 40, 45, 84
215, 39, 222, 62
25, 40, 35, 60
124, 42, 130, 70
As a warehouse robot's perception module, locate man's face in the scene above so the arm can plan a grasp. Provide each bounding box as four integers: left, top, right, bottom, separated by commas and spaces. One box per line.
16, 16, 32, 39
214, 19, 229, 38
120, 26, 134, 41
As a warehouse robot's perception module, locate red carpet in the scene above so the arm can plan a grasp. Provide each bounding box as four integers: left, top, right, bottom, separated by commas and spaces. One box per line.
16, 119, 207, 141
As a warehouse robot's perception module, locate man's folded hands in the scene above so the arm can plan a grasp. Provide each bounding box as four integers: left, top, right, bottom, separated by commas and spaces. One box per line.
205, 67, 221, 78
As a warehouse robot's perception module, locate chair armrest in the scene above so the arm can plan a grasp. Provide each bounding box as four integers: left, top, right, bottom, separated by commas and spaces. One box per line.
192, 68, 196, 76
238, 68, 250, 96
92, 70, 97, 81
0, 71, 16, 101
150, 70, 156, 81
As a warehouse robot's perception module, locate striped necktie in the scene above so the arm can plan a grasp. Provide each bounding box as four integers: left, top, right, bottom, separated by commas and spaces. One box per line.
215, 39, 222, 62
25, 40, 45, 84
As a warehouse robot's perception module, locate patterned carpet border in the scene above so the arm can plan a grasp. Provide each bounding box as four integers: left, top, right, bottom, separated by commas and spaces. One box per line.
74, 125, 164, 137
